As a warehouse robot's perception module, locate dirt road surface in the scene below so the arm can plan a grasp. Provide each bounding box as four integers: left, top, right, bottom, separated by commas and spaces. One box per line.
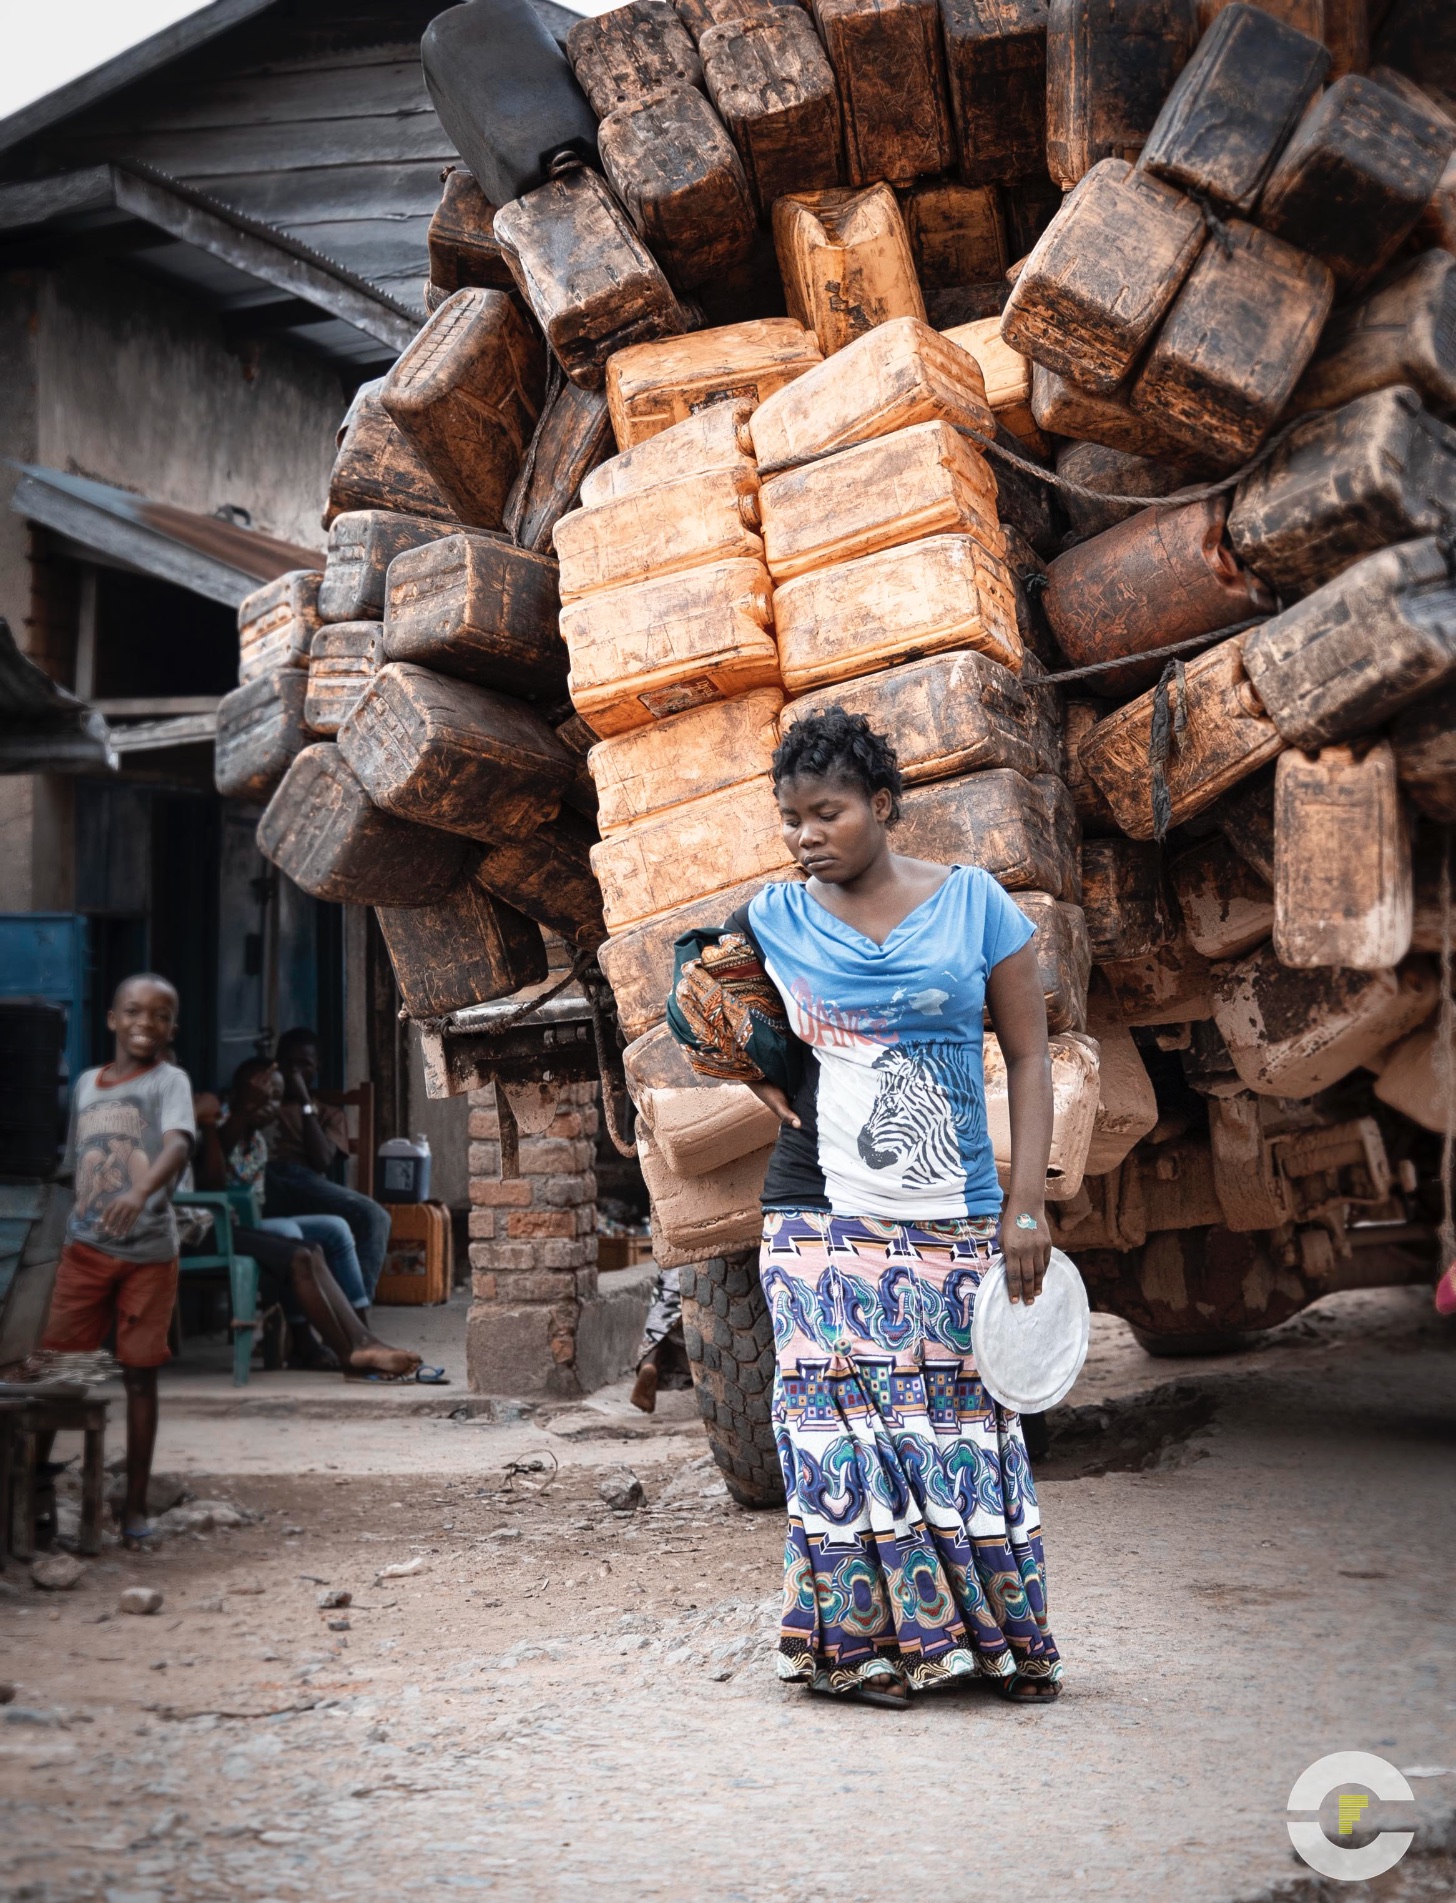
3, 1288, 1453, 1903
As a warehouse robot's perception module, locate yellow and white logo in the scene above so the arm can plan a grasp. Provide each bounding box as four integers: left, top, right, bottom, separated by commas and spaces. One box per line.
1287, 1752, 1415, 1881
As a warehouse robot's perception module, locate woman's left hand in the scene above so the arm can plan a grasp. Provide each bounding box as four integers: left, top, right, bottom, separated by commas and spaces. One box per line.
1001, 1203, 1051, 1306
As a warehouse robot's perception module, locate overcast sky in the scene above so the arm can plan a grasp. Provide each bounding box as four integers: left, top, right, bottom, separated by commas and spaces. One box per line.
1, 0, 612, 125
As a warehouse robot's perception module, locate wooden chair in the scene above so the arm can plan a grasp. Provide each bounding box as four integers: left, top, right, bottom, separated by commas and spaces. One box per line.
315, 1081, 376, 1198
173, 1188, 261, 1387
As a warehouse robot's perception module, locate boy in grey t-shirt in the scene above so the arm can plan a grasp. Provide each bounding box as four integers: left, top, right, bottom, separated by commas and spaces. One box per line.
42, 974, 195, 1548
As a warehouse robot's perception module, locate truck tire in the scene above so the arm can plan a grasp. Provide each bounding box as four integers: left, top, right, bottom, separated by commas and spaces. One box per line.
679, 1250, 786, 1510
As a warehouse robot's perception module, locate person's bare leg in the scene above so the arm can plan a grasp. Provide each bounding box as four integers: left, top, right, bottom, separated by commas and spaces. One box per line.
285, 1250, 419, 1377
122, 1367, 159, 1542
630, 1344, 661, 1413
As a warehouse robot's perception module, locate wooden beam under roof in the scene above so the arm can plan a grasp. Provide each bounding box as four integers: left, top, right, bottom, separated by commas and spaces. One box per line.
0, 163, 418, 356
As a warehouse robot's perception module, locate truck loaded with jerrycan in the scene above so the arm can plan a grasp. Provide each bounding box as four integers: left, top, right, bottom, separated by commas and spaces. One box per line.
216, 0, 1456, 1505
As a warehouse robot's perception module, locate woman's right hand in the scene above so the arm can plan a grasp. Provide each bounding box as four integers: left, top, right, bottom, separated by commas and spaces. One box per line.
748, 1081, 801, 1129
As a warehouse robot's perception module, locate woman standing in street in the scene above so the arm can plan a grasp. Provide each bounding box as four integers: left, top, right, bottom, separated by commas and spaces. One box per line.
671, 708, 1062, 1708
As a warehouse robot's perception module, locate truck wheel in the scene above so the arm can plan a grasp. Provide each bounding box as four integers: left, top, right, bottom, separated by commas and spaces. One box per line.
678, 1250, 786, 1510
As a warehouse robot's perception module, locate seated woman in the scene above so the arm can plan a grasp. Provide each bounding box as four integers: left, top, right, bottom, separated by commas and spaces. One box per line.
195, 1058, 420, 1380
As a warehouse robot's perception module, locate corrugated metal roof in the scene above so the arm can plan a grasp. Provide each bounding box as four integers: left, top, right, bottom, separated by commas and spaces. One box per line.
0, 618, 116, 773
11, 465, 320, 608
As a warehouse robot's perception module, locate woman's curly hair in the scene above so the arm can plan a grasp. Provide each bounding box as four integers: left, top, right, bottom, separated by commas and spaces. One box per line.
771, 705, 904, 823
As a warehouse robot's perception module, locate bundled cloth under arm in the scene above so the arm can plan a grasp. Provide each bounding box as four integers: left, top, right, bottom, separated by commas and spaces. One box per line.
667, 928, 797, 1093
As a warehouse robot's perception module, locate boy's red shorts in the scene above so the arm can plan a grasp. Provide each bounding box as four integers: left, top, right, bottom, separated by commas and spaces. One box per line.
42, 1241, 178, 1368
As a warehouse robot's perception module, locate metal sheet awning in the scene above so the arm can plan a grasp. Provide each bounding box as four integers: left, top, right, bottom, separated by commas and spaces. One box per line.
0, 163, 418, 375
11, 464, 322, 608
0, 618, 115, 773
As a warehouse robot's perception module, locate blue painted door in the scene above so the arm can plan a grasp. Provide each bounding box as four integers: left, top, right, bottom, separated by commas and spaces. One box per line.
0, 912, 90, 1087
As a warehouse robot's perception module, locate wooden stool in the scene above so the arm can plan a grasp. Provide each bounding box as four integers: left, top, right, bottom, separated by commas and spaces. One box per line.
0, 1398, 26, 1567
1, 1389, 108, 1560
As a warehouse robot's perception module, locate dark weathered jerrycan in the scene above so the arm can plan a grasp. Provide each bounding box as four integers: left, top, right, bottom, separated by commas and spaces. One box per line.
567, 0, 702, 115
1213, 946, 1437, 1099
1373, 0, 1456, 95
382, 531, 564, 701
476, 809, 609, 946
213, 671, 311, 804
813, 0, 954, 188
421, 0, 599, 210
1079, 631, 1283, 839
1056, 441, 1192, 538
597, 86, 757, 292
673, 0, 782, 42
237, 570, 321, 683
337, 661, 577, 844
1129, 220, 1334, 463
939, 0, 1048, 187
895, 768, 1065, 892
1241, 537, 1456, 750
1228, 387, 1456, 602
1290, 250, 1456, 418
1273, 741, 1413, 971
1079, 836, 1176, 961
1043, 495, 1272, 695
304, 623, 383, 736
380, 289, 546, 530
1062, 698, 1121, 834
376, 869, 548, 1018
780, 647, 1040, 781
1391, 681, 1456, 824
1045, 0, 1199, 189
1000, 159, 1205, 395
1213, 763, 1275, 883
1167, 834, 1272, 960
1030, 363, 1202, 462
502, 380, 614, 557
1034, 771, 1085, 904
1138, 4, 1328, 213
318, 512, 453, 624
427, 169, 514, 294
257, 744, 468, 906
1012, 890, 1093, 1033
903, 183, 1008, 293
698, 10, 844, 212
493, 167, 687, 390
324, 382, 455, 528
1257, 74, 1455, 289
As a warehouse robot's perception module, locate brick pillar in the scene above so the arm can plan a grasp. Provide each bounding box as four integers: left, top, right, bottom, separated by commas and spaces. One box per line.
465, 1082, 600, 1397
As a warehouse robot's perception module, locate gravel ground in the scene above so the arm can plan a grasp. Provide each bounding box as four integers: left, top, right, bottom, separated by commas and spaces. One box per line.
2, 1290, 1453, 1903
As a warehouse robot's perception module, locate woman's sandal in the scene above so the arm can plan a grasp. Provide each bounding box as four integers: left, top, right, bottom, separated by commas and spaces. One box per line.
121, 1521, 160, 1554
994, 1673, 1061, 1703
851, 1679, 911, 1710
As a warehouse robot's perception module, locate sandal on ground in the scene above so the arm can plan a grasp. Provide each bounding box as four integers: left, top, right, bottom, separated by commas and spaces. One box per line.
851, 1679, 911, 1709
994, 1673, 1061, 1703
122, 1520, 160, 1553
804, 1676, 909, 1710
414, 1364, 449, 1385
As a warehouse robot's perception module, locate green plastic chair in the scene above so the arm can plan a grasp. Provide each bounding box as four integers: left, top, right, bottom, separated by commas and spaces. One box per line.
173, 1189, 261, 1387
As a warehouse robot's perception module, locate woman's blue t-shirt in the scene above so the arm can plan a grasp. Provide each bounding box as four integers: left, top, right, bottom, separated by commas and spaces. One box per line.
738, 864, 1035, 1220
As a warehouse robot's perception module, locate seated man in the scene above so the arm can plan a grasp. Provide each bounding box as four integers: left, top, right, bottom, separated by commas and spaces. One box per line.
195, 1057, 420, 1380
262, 1026, 392, 1309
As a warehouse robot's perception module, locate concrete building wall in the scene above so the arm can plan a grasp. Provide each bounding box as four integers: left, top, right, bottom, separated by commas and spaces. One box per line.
0, 258, 346, 909
31, 261, 342, 554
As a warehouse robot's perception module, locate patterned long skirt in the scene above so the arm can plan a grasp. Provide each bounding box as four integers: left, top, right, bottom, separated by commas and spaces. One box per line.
761, 1209, 1062, 1695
